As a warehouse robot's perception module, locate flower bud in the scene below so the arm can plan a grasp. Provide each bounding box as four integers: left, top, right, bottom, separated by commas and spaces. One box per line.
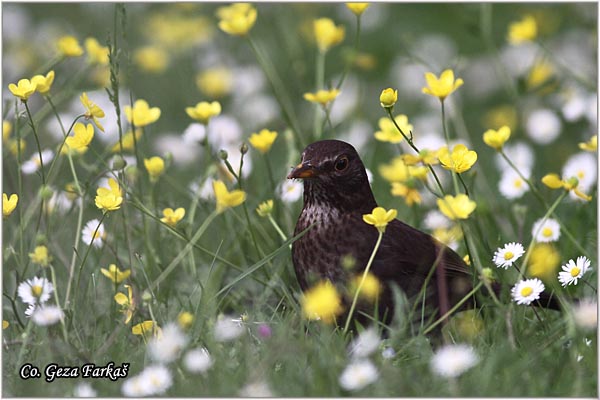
219, 149, 229, 160
379, 88, 398, 109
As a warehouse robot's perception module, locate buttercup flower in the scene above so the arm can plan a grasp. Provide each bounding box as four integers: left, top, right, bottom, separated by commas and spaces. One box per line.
378, 156, 423, 183
483, 125, 511, 150
363, 206, 397, 233
17, 277, 53, 305
57, 35, 83, 57
558, 256, 591, 287
144, 156, 165, 182
213, 180, 246, 213
422, 69, 463, 101
437, 194, 476, 220
3, 120, 12, 142
438, 144, 478, 173
29, 245, 51, 267
111, 129, 143, 153
541, 173, 591, 201
302, 280, 344, 324
114, 285, 134, 323
132, 320, 158, 337
8, 79, 36, 101
379, 88, 398, 108
65, 122, 94, 153
346, 3, 370, 16
80, 92, 105, 132
134, 46, 170, 73
390, 181, 421, 206
430, 344, 479, 378
531, 218, 560, 243
217, 3, 257, 36
249, 129, 278, 154
304, 89, 341, 106
374, 115, 412, 144
161, 207, 185, 227
178, 311, 194, 329
101, 264, 131, 284
351, 272, 382, 302
85, 37, 109, 65
528, 244, 560, 282
31, 70, 55, 95
3, 193, 18, 217
125, 99, 161, 127
196, 68, 233, 98
507, 15, 537, 45
578, 135, 597, 152
511, 278, 545, 305
493, 242, 525, 269
339, 359, 379, 391
95, 178, 123, 212
256, 199, 274, 217
185, 101, 221, 124
314, 18, 345, 53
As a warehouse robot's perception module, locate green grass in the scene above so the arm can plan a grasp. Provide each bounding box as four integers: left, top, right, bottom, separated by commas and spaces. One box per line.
2, 2, 597, 397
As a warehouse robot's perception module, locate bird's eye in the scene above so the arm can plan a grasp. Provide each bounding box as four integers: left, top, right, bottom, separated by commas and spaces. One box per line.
334, 156, 349, 171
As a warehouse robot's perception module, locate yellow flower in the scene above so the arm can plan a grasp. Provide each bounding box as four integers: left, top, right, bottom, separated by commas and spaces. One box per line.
29, 245, 51, 267
8, 78, 36, 101
438, 144, 478, 173
217, 3, 257, 36
132, 320, 159, 337
249, 129, 278, 154
144, 156, 165, 182
196, 68, 233, 98
527, 244, 560, 283
101, 264, 131, 284
379, 87, 398, 108
64, 122, 94, 153
84, 37, 109, 65
482, 105, 518, 131
178, 311, 194, 329
57, 35, 84, 57
303, 89, 341, 106
3, 320, 9, 330
437, 194, 476, 220
346, 3, 370, 16
390, 182, 421, 206
433, 226, 463, 248
351, 272, 381, 302
31, 70, 55, 95
256, 199, 273, 217
80, 92, 105, 132
133, 46, 170, 74
213, 180, 246, 213
3, 120, 12, 142
378, 156, 410, 182
115, 284, 134, 324
110, 129, 143, 153
400, 149, 440, 166
313, 18, 345, 53
579, 135, 597, 152
125, 99, 161, 127
3, 193, 18, 217
161, 207, 186, 227
374, 115, 412, 144
95, 178, 123, 212
482, 125, 511, 150
363, 206, 397, 233
301, 280, 344, 324
422, 69, 464, 101
526, 60, 554, 90
185, 101, 222, 124
541, 174, 591, 201
507, 15, 537, 45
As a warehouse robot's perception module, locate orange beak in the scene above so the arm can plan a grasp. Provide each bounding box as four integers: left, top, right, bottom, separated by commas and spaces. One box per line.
287, 162, 317, 179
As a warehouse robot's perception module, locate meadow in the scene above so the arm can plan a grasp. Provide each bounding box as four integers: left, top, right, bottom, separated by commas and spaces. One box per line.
1, 2, 598, 397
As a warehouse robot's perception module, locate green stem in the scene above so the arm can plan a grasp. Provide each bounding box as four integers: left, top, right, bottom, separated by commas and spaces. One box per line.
314, 50, 326, 139
267, 214, 288, 244
23, 102, 46, 185
440, 101, 460, 195
336, 13, 362, 91
423, 281, 484, 335
343, 230, 383, 335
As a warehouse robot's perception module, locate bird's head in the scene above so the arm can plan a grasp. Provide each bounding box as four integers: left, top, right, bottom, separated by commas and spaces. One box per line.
288, 140, 376, 210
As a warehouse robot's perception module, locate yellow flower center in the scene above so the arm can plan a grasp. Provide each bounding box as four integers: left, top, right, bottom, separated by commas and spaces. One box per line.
577, 170, 585, 179
570, 267, 581, 277
542, 227, 553, 237
520, 287, 533, 297
93, 230, 102, 239
31, 285, 43, 298
513, 179, 523, 188
504, 251, 514, 260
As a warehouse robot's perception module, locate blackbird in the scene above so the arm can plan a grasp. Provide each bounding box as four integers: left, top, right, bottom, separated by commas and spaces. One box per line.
288, 139, 473, 329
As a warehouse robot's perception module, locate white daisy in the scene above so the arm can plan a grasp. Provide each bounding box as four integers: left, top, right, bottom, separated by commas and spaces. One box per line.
423, 210, 452, 231
182, 122, 207, 144
562, 152, 597, 194
207, 115, 242, 150
498, 169, 530, 200
21, 149, 55, 175
338, 359, 379, 391
572, 298, 597, 330
81, 219, 106, 248
45, 190, 73, 214
493, 242, 525, 269
238, 380, 274, 397
531, 218, 561, 243
213, 315, 244, 342
154, 133, 199, 166
183, 347, 213, 374
278, 179, 303, 203
73, 382, 97, 397
17, 277, 54, 305
148, 323, 188, 364
137, 365, 173, 396
511, 278, 545, 305
525, 108, 561, 145
558, 256, 591, 287
31, 305, 64, 326
430, 344, 479, 378
348, 327, 381, 359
